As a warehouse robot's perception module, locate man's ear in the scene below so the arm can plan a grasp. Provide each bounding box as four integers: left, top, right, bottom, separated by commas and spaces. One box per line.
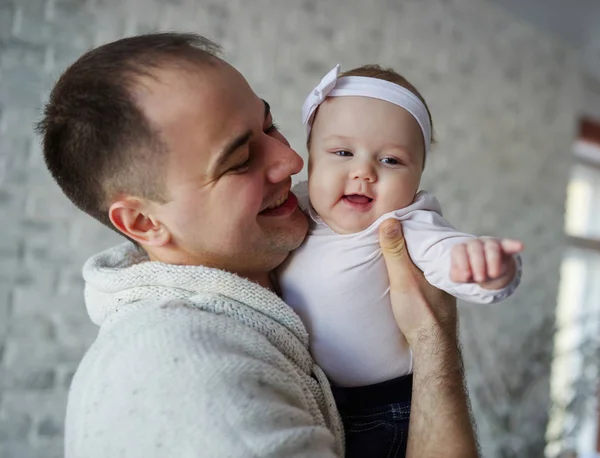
109, 197, 170, 247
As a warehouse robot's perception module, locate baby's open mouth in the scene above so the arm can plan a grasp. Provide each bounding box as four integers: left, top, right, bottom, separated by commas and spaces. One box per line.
343, 194, 373, 204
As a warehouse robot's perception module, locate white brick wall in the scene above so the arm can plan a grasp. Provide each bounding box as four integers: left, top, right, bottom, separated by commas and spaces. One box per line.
0, 0, 583, 456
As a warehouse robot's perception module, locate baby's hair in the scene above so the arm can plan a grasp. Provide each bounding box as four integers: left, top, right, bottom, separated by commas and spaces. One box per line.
340, 64, 435, 147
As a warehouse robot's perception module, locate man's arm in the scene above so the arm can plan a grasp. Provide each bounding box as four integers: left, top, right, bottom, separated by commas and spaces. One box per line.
379, 219, 480, 458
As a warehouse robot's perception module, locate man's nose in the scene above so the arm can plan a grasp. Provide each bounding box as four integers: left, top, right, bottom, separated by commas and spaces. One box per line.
350, 161, 377, 183
264, 137, 304, 183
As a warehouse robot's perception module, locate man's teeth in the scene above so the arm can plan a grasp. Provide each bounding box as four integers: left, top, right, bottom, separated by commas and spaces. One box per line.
267, 192, 288, 209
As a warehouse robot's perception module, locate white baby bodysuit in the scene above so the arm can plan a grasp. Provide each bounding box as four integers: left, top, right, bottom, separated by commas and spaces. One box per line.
278, 181, 522, 387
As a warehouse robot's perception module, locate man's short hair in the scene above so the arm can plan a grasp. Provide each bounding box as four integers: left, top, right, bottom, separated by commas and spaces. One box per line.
36, 32, 221, 236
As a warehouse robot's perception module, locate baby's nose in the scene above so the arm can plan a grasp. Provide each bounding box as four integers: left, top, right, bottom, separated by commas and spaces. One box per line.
351, 164, 376, 182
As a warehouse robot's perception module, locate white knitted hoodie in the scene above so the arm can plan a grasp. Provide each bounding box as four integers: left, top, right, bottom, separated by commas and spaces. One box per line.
65, 242, 344, 458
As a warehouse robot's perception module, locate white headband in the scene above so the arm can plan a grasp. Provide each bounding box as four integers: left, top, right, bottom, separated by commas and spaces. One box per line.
302, 64, 431, 154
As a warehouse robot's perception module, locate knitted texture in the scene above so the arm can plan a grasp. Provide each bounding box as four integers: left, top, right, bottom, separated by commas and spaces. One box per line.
65, 242, 344, 457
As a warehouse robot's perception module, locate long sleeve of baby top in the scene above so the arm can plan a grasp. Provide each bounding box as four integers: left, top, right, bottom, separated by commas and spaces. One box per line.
277, 181, 522, 387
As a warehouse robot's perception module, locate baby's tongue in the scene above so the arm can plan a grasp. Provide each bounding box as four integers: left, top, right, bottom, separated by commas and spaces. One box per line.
345, 194, 370, 203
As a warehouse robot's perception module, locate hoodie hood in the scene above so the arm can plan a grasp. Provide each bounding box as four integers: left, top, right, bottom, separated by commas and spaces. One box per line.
82, 242, 310, 349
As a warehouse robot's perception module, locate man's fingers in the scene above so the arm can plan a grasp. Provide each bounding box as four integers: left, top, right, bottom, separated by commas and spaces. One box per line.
500, 238, 524, 254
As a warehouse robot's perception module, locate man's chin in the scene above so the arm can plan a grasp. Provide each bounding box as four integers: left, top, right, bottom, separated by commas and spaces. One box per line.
267, 210, 308, 259
289, 207, 309, 246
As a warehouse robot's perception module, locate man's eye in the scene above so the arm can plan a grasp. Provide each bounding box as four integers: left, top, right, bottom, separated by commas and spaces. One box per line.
334, 150, 353, 157
265, 121, 280, 134
229, 155, 253, 173
265, 121, 291, 147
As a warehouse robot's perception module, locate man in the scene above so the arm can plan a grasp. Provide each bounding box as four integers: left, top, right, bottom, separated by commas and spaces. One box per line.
38, 33, 478, 457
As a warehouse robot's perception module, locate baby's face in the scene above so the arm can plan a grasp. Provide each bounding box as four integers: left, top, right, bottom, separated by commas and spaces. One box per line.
308, 96, 425, 234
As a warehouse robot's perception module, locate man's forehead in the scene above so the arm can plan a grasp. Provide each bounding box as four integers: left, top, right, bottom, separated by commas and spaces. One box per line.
135, 61, 257, 132
134, 61, 230, 108
133, 62, 266, 173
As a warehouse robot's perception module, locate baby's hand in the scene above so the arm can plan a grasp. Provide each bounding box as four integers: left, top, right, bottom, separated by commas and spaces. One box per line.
450, 238, 524, 290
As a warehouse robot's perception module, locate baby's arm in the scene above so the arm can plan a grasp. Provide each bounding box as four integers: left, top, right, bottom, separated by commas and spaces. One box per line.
398, 192, 523, 304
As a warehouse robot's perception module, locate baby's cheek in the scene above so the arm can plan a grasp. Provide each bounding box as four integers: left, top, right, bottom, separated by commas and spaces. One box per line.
308, 177, 332, 211
379, 193, 415, 215
380, 175, 421, 212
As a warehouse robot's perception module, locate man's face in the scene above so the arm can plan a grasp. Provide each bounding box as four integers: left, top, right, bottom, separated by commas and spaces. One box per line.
308, 96, 424, 234
137, 60, 308, 279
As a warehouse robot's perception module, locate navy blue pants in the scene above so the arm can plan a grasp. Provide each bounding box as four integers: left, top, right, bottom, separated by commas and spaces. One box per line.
331, 374, 412, 458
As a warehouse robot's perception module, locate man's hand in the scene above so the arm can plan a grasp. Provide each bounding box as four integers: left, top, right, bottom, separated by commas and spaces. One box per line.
378, 219, 480, 458
450, 238, 523, 290
378, 218, 457, 346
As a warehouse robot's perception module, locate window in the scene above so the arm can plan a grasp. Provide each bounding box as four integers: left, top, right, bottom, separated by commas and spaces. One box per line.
547, 118, 600, 458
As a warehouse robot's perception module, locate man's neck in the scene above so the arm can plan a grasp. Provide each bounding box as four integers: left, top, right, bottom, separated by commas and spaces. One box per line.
144, 245, 277, 293
245, 271, 275, 292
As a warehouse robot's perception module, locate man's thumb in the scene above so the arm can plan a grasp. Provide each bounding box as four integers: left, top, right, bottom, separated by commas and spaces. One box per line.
379, 219, 416, 295
379, 219, 408, 258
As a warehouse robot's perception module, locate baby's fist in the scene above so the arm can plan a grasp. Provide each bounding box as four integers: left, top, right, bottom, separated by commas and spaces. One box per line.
450, 238, 523, 290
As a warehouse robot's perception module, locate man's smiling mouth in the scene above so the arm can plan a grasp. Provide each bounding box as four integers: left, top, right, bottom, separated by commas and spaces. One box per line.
259, 191, 298, 217
265, 192, 289, 210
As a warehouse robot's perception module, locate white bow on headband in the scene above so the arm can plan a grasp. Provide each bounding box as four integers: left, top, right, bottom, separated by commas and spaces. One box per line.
301, 64, 432, 154
302, 64, 341, 127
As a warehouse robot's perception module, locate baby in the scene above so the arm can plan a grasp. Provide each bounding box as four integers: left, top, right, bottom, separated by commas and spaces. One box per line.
278, 64, 523, 458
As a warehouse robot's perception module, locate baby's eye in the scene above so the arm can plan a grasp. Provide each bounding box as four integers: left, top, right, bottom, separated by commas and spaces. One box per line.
334, 150, 353, 157
380, 157, 402, 165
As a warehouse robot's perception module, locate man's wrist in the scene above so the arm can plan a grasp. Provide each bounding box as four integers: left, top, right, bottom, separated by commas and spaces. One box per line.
408, 326, 479, 457
411, 325, 462, 376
